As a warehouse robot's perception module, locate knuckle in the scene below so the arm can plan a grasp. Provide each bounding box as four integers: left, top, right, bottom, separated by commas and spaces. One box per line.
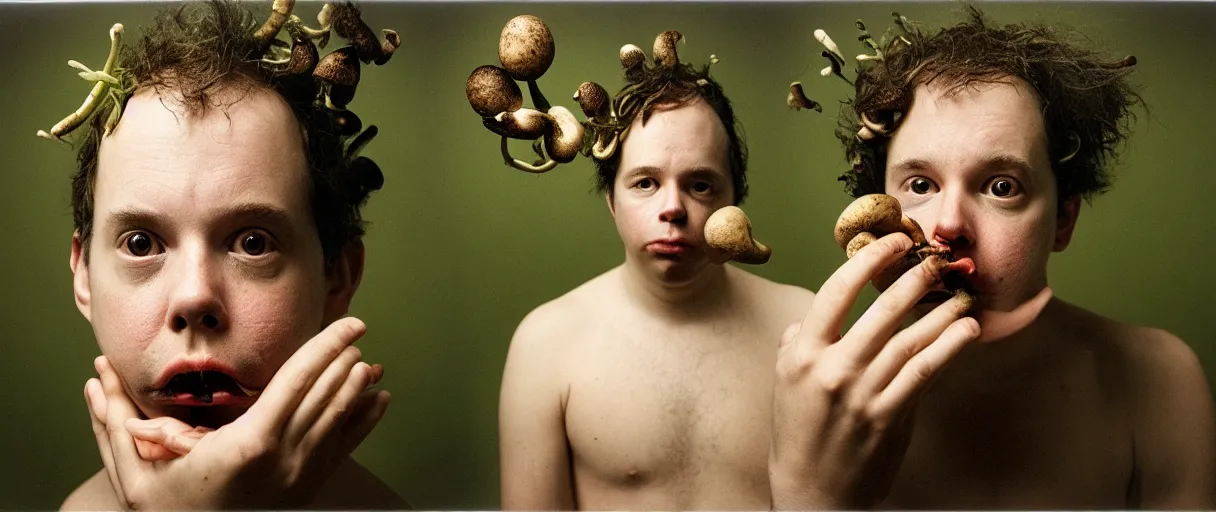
910, 360, 935, 384
814, 366, 854, 395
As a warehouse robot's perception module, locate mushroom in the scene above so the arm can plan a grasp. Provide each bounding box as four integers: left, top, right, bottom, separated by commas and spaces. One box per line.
833, 194, 968, 292
466, 65, 523, 117
486, 107, 551, 140
574, 81, 610, 121
652, 30, 683, 67
705, 206, 772, 265
620, 43, 646, 71
787, 82, 822, 112
498, 15, 555, 82
332, 109, 363, 136
252, 0, 296, 54
38, 23, 125, 142
544, 106, 584, 163
313, 46, 361, 109
329, 2, 398, 65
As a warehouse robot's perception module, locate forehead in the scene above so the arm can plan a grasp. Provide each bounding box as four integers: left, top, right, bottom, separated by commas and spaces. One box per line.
94, 86, 310, 222
618, 98, 730, 174
886, 78, 1050, 177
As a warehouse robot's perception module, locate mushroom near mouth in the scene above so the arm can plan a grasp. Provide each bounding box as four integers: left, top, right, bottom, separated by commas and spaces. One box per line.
834, 193, 945, 292
467, 65, 523, 117
498, 15, 555, 82
705, 206, 771, 265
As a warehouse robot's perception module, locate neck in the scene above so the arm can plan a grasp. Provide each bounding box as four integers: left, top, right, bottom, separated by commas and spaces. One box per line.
619, 257, 732, 321
932, 290, 1061, 393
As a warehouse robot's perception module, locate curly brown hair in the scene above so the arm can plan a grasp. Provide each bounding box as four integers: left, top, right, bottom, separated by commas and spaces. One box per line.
835, 5, 1143, 206
70, 0, 385, 267
593, 61, 750, 205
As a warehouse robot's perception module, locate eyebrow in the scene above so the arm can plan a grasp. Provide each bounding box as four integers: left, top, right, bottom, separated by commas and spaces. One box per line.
888, 154, 1036, 178
621, 165, 726, 180
104, 203, 295, 236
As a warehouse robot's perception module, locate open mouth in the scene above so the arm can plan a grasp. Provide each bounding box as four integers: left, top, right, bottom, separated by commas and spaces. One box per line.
154, 370, 260, 405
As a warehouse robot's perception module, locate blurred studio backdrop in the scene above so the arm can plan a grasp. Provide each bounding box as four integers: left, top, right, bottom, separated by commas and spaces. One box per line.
1, 1, 1213, 508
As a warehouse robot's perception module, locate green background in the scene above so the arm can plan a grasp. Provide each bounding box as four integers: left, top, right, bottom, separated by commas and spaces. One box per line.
2, 2, 1213, 509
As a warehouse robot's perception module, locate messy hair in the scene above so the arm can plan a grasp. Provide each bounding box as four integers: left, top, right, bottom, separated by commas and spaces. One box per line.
71, 0, 385, 266
594, 62, 750, 205
836, 5, 1143, 206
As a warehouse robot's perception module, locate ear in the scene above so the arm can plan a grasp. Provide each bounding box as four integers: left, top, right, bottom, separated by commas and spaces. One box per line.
323, 239, 366, 321
1052, 195, 1082, 252
605, 191, 617, 218
70, 231, 92, 322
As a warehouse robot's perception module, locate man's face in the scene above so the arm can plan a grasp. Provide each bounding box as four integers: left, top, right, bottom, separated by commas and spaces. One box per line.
885, 78, 1078, 313
609, 98, 735, 284
71, 87, 348, 428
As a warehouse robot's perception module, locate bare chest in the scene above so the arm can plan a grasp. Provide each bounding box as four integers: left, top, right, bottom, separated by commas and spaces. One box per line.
563, 321, 779, 507
884, 363, 1132, 508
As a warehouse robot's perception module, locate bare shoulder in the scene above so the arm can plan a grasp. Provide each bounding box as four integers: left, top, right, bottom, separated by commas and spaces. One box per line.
60, 470, 119, 511
313, 456, 411, 509
510, 266, 620, 353
726, 265, 816, 322
1054, 299, 1214, 507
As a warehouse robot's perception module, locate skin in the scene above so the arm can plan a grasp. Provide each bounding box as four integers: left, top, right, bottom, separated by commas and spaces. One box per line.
58, 85, 407, 509
499, 98, 815, 509
770, 78, 1215, 509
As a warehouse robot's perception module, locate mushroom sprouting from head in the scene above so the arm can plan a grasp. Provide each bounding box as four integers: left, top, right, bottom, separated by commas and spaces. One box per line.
498, 14, 555, 82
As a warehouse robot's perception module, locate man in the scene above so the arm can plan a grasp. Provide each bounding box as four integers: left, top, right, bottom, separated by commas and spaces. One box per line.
52, 1, 409, 508
770, 6, 1215, 509
498, 37, 816, 509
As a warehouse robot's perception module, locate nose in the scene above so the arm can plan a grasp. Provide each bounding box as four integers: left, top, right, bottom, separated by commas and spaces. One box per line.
165, 242, 228, 335
657, 185, 687, 225
926, 188, 975, 253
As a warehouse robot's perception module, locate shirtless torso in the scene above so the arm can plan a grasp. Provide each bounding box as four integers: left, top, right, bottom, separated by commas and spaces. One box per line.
500, 264, 815, 509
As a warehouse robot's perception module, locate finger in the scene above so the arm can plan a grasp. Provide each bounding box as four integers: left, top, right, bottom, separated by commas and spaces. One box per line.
858, 291, 974, 394
874, 316, 979, 414
799, 232, 914, 346
249, 317, 367, 434
126, 417, 209, 458
301, 362, 372, 453
96, 356, 153, 485
369, 363, 384, 386
338, 388, 391, 457
284, 345, 364, 447
85, 378, 127, 508
836, 254, 951, 366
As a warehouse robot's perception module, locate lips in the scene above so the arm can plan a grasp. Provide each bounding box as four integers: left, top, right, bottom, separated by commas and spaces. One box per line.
152, 359, 262, 405
646, 237, 694, 256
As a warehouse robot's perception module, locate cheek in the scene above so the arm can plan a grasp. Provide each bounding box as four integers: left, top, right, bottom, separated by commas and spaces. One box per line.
226, 272, 327, 372
89, 270, 167, 386
976, 215, 1056, 285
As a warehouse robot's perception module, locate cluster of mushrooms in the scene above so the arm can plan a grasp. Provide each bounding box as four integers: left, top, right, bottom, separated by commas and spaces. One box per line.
465, 16, 772, 266
37, 0, 397, 157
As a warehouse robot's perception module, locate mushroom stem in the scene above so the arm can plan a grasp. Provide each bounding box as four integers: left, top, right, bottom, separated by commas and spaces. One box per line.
501, 136, 557, 173
38, 23, 124, 143
591, 131, 620, 160
253, 0, 295, 54
527, 80, 551, 113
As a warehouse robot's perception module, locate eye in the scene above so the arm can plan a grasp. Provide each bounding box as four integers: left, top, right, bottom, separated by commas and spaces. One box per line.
121, 232, 162, 257
988, 177, 1020, 197
232, 230, 276, 256
635, 178, 656, 191
908, 177, 937, 195
692, 181, 712, 194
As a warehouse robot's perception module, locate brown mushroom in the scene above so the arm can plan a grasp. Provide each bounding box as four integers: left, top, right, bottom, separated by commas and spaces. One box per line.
652, 30, 683, 67
705, 206, 771, 265
467, 65, 523, 117
834, 194, 947, 291
574, 81, 610, 122
253, 0, 296, 54
314, 46, 361, 109
485, 107, 551, 140
620, 43, 646, 71
498, 15, 555, 82
787, 82, 822, 112
544, 106, 584, 163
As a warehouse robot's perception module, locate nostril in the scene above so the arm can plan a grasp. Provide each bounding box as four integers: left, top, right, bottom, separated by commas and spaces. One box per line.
172, 317, 187, 331
202, 314, 219, 329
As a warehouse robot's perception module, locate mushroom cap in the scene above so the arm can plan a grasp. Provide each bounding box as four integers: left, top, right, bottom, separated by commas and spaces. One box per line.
574, 81, 610, 120
544, 106, 584, 163
498, 15, 555, 81
705, 206, 752, 255
833, 193, 904, 249
652, 30, 683, 67
620, 43, 646, 70
466, 65, 523, 117
314, 46, 361, 86
485, 107, 550, 140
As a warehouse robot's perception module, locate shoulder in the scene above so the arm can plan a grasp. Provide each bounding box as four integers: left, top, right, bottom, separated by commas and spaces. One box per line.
510, 266, 620, 352
313, 457, 411, 510
726, 265, 816, 322
60, 470, 119, 511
